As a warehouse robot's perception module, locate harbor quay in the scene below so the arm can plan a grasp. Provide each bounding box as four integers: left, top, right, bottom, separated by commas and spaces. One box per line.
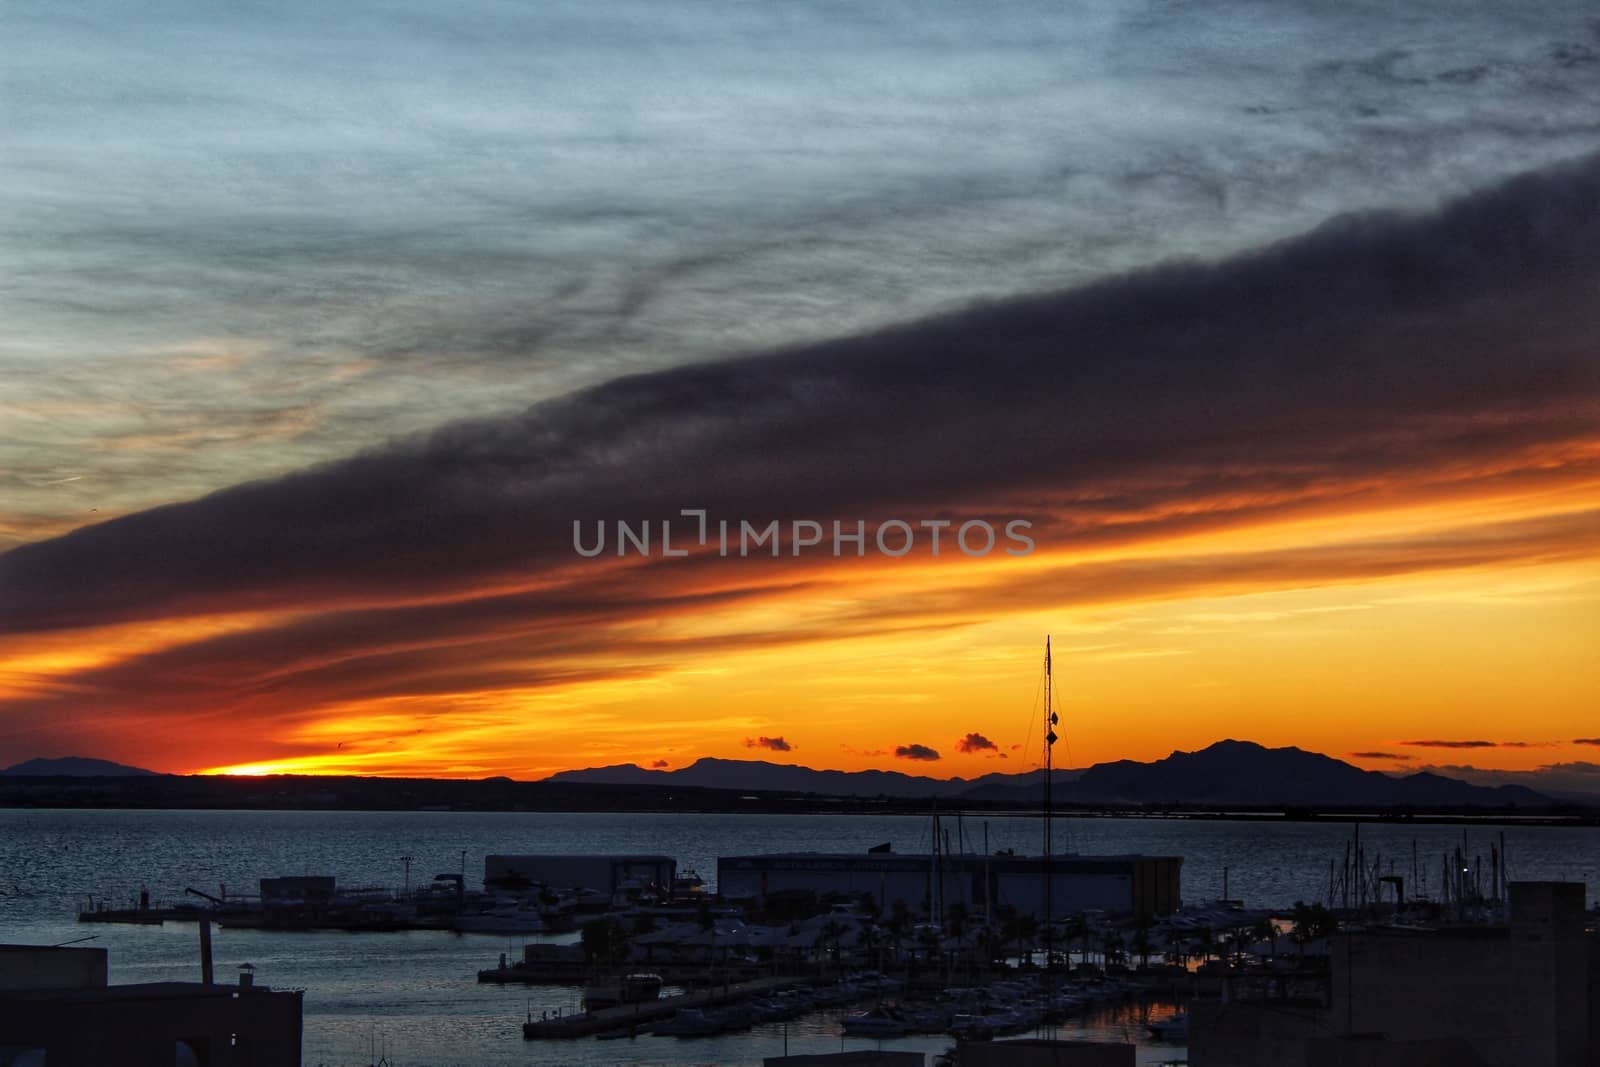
52, 842, 1600, 1066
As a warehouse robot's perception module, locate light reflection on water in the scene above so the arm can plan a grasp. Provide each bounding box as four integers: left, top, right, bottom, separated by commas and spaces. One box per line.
2, 809, 1595, 1065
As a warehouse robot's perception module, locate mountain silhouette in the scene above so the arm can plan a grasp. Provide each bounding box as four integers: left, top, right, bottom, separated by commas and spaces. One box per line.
549, 758, 1033, 797
550, 741, 1552, 808
970, 740, 1549, 808
2, 756, 159, 777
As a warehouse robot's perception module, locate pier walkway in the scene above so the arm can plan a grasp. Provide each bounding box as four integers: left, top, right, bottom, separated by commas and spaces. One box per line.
521, 975, 807, 1039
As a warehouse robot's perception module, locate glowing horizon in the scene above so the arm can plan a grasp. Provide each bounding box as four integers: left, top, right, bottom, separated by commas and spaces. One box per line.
3, 0, 1598, 797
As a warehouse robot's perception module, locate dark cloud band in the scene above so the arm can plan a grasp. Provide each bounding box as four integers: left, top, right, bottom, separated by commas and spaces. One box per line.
2, 153, 1598, 757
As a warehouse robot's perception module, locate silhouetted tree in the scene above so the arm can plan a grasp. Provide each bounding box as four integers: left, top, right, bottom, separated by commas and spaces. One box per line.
1251, 917, 1278, 958
1101, 928, 1126, 967
1290, 901, 1336, 950
1061, 913, 1090, 968
1131, 923, 1154, 969
580, 917, 629, 970
816, 918, 848, 970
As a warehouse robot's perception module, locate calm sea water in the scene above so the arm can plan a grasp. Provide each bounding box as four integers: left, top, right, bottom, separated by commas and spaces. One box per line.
1, 809, 1596, 1066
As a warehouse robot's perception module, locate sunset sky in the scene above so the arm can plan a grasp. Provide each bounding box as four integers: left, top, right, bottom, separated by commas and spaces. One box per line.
1, 0, 1596, 789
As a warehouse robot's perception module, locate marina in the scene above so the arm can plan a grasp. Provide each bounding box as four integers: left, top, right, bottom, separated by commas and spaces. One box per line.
4, 0, 1597, 1060
519, 975, 808, 1038
5, 806, 1598, 1064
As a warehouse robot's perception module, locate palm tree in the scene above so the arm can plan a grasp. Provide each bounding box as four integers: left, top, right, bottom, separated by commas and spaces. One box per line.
1001, 913, 1040, 967
1290, 901, 1337, 953
580, 917, 628, 973
915, 924, 941, 969
857, 920, 884, 975
885, 901, 913, 973
1101, 928, 1126, 969
1223, 926, 1253, 967
1251, 917, 1278, 959
975, 922, 1004, 976
1060, 914, 1090, 970
946, 900, 970, 941
943, 901, 970, 977
1131, 923, 1154, 969
815, 918, 848, 972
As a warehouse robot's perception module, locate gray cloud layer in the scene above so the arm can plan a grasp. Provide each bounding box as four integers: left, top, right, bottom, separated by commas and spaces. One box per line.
3, 150, 1598, 640
4, 0, 1600, 535
0, 151, 1596, 759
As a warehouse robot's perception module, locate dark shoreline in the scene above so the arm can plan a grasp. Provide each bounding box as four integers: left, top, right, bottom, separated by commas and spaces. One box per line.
2, 773, 1595, 826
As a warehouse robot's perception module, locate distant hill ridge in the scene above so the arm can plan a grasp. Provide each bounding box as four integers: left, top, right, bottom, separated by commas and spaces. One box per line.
549, 740, 1551, 808
1, 756, 159, 777
548, 756, 1082, 798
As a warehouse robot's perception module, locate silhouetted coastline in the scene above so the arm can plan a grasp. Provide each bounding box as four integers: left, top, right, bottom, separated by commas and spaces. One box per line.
2, 772, 1594, 824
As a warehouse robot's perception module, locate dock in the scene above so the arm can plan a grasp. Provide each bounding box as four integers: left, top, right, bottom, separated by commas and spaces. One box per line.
521, 975, 809, 1039
480, 960, 770, 985
77, 908, 170, 925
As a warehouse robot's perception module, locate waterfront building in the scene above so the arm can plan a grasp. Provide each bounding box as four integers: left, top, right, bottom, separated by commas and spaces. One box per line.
0, 944, 302, 1067
764, 1052, 926, 1067
956, 1038, 1137, 1066
1189, 881, 1598, 1067
484, 853, 676, 895
717, 851, 1182, 918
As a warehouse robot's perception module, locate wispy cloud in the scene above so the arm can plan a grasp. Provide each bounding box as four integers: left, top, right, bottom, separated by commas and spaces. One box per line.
745, 736, 792, 753
5, 0, 1600, 551
1403, 740, 1498, 749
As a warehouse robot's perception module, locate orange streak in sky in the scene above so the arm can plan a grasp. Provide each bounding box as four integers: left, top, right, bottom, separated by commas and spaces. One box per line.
5, 434, 1598, 780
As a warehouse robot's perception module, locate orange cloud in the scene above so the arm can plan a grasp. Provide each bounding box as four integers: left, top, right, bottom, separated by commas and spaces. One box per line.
3, 155, 1599, 777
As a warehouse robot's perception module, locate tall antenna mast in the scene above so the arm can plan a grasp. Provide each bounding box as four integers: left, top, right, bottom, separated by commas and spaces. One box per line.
1044, 636, 1057, 965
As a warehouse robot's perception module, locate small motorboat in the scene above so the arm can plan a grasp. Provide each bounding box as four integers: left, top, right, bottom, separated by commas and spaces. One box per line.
1148, 1011, 1189, 1040
842, 1005, 910, 1037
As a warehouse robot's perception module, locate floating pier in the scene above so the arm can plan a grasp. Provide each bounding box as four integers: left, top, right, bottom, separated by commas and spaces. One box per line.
520, 975, 808, 1039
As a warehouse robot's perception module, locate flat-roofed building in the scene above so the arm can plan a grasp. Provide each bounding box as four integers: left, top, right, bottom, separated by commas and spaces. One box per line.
761, 1049, 928, 1067
259, 875, 336, 906
484, 854, 676, 895
717, 852, 1181, 918
0, 945, 106, 991
764, 1052, 925, 1067
958, 1038, 1136, 1066
0, 946, 302, 1067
